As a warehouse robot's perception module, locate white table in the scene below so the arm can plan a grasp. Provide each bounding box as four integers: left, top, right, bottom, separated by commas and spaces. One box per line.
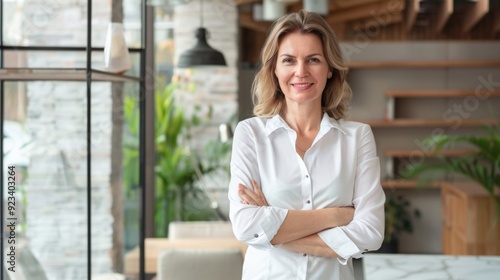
363, 253, 500, 280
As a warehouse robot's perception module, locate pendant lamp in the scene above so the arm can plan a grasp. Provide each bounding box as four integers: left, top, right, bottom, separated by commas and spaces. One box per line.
263, 0, 286, 21
303, 0, 329, 15
178, 0, 227, 67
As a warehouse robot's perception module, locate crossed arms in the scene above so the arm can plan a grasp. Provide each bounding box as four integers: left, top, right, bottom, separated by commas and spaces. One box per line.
237, 180, 354, 258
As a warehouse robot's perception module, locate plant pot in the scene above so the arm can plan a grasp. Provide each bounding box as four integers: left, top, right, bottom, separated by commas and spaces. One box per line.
377, 239, 398, 253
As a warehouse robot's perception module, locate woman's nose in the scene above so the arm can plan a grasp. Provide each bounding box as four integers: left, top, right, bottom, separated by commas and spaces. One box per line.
294, 62, 308, 77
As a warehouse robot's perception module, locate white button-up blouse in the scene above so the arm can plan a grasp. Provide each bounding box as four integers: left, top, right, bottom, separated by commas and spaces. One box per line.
228, 113, 385, 280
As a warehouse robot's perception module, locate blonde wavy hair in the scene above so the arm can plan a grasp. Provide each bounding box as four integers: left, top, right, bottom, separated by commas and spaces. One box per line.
252, 10, 351, 119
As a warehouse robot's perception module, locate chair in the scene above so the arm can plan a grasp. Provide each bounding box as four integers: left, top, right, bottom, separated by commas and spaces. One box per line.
168, 221, 235, 239
91, 273, 126, 280
157, 248, 243, 280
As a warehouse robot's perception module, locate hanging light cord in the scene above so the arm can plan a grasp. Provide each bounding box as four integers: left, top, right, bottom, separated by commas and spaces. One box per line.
199, 0, 204, 27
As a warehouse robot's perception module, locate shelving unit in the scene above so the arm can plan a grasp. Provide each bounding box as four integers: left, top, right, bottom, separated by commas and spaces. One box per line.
381, 179, 443, 189
344, 41, 500, 254
383, 149, 477, 185
361, 119, 500, 128
350, 58, 500, 181
385, 149, 477, 158
386, 90, 500, 98
375, 72, 500, 181
348, 60, 500, 69
0, 68, 141, 82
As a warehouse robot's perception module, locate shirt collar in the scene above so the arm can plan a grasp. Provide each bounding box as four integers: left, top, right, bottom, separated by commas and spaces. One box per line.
265, 112, 346, 136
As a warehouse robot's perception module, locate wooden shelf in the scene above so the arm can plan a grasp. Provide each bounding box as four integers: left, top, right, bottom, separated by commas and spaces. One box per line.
381, 180, 442, 189
386, 90, 500, 98
360, 119, 500, 128
348, 60, 500, 69
385, 149, 476, 158
0, 68, 141, 82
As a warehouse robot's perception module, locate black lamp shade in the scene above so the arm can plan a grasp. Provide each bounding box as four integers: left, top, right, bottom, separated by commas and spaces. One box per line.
178, 28, 227, 67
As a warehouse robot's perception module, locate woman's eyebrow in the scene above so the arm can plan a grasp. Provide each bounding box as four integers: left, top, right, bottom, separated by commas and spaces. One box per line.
279, 53, 324, 58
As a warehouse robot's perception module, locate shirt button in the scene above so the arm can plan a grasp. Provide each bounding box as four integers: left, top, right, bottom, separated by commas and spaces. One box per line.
303, 254, 307, 257
254, 234, 259, 238
306, 200, 311, 204
305, 175, 309, 178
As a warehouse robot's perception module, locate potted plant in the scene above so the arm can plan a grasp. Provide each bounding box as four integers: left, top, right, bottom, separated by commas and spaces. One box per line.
379, 194, 421, 253
123, 82, 232, 237
403, 125, 500, 219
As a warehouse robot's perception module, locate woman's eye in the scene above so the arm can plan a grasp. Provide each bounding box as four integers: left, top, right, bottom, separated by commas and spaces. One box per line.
282, 58, 293, 63
309, 58, 320, 63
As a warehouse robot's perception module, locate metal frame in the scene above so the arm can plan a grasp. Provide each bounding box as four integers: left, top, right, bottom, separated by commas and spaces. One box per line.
0, 0, 150, 279
0, 0, 4, 276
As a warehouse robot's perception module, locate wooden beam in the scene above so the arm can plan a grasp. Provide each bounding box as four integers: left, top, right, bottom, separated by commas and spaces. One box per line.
354, 11, 403, 30
462, 0, 489, 35
405, 0, 419, 32
326, 0, 405, 23
330, 0, 387, 11
239, 12, 271, 33
235, 0, 260, 6
493, 4, 500, 36
434, 0, 453, 34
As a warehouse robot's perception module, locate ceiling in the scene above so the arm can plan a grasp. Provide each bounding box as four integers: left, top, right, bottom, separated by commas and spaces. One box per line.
236, 0, 500, 63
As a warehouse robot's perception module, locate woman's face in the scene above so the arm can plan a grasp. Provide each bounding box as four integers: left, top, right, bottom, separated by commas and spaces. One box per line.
274, 32, 331, 107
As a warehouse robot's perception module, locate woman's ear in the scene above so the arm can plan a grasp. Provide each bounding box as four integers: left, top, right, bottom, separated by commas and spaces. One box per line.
328, 71, 333, 79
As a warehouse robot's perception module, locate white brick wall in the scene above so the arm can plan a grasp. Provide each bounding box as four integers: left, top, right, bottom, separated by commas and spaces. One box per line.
173, 0, 238, 146
22, 1, 114, 279
173, 0, 238, 216
26, 82, 114, 279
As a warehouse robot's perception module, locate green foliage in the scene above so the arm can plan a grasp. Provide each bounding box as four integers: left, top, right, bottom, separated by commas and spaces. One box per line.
384, 195, 421, 243
154, 83, 222, 236
123, 92, 140, 199
123, 82, 233, 237
403, 125, 500, 220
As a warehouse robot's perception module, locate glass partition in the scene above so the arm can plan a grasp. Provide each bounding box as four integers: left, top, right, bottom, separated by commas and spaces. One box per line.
1, 0, 146, 278
2, 0, 142, 48
1, 80, 142, 279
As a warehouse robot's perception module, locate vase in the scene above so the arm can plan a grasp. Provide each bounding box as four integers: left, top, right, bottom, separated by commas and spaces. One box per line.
103, 22, 131, 74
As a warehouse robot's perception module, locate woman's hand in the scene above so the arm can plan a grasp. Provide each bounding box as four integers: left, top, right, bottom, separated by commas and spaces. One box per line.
238, 180, 269, 206
336, 207, 355, 227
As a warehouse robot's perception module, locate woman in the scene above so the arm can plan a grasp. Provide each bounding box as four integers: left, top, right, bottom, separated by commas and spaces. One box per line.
228, 10, 385, 280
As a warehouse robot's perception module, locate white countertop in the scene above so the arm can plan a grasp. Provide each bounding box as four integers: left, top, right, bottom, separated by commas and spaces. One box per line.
363, 253, 500, 280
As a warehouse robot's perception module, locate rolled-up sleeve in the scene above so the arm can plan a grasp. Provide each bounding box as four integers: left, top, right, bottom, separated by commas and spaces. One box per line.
318, 124, 385, 263
228, 121, 289, 249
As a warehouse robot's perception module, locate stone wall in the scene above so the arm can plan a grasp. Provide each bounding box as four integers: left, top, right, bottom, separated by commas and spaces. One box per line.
21, 0, 115, 279
173, 0, 239, 149
173, 0, 238, 215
